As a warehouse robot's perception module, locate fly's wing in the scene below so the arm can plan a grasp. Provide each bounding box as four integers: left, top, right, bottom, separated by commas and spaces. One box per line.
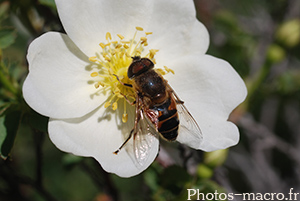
167, 84, 203, 147
125, 99, 159, 169
132, 110, 159, 168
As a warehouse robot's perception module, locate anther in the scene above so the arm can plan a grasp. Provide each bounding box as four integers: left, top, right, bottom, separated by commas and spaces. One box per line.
140, 37, 147, 44
94, 83, 100, 89
117, 34, 124, 40
112, 102, 118, 110
164, 66, 175, 74
99, 43, 106, 49
89, 56, 98, 62
90, 72, 99, 77
136, 26, 144, 31
106, 32, 112, 40
104, 102, 111, 108
115, 44, 122, 49
122, 113, 128, 123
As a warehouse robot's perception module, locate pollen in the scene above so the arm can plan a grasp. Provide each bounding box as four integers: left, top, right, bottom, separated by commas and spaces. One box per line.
88, 27, 173, 123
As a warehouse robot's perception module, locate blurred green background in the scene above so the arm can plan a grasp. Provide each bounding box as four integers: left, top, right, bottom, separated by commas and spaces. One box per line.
0, 0, 300, 200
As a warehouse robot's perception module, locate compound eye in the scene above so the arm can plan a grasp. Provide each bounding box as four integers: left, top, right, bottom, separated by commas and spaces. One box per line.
127, 57, 154, 79
132, 62, 145, 74
128, 62, 142, 78
140, 58, 154, 69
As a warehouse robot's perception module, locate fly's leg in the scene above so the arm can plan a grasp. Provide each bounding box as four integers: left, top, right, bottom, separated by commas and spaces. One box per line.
113, 74, 136, 105
113, 129, 134, 154
113, 74, 133, 87
118, 92, 136, 106
113, 96, 141, 154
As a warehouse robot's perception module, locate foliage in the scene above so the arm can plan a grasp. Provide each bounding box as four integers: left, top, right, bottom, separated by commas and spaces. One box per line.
0, 0, 300, 200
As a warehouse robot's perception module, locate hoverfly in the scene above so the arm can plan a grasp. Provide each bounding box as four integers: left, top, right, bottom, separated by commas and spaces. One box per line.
113, 56, 202, 167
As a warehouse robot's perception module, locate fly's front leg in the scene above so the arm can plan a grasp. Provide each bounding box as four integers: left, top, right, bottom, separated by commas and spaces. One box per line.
113, 74, 133, 87
113, 74, 136, 105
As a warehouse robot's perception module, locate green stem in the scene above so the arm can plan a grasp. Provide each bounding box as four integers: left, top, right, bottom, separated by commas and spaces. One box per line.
0, 63, 18, 96
247, 60, 272, 99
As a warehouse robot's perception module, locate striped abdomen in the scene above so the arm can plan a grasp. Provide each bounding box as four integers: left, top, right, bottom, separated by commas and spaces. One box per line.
151, 96, 179, 141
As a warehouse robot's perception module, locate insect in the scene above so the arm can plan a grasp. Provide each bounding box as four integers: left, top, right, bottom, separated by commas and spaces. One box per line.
113, 56, 202, 167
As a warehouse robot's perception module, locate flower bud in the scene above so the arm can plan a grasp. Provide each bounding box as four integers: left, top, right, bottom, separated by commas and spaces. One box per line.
276, 19, 300, 47
204, 149, 228, 168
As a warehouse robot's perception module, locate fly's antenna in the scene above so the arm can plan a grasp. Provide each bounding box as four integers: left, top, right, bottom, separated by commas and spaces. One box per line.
131, 56, 141, 61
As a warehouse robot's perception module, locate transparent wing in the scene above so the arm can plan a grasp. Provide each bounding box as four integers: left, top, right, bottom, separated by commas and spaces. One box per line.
167, 84, 203, 147
124, 99, 159, 169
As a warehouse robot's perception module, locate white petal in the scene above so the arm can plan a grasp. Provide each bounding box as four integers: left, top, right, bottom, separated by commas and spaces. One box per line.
55, 0, 209, 58
48, 105, 159, 178
23, 32, 105, 119
166, 54, 247, 151
147, 0, 209, 65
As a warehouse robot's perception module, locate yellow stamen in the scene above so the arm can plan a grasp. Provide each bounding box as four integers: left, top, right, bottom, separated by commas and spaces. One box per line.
156, 68, 166, 75
97, 81, 105, 87
94, 82, 100, 89
117, 34, 124, 40
104, 102, 111, 108
106, 32, 112, 40
136, 26, 144, 31
115, 44, 122, 49
140, 37, 147, 44
90, 72, 99, 77
104, 56, 111, 61
112, 102, 118, 110
122, 113, 128, 123
149, 49, 159, 59
164, 66, 175, 74
88, 27, 174, 124
99, 43, 106, 49
89, 56, 98, 62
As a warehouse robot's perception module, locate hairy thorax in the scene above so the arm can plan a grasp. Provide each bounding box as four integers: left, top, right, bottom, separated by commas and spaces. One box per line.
133, 70, 167, 105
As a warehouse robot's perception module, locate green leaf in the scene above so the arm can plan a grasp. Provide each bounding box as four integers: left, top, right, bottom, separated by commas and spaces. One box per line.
62, 154, 83, 168
0, 28, 16, 49
0, 1, 10, 21
27, 110, 48, 133
38, 0, 56, 9
0, 110, 22, 159
160, 165, 191, 194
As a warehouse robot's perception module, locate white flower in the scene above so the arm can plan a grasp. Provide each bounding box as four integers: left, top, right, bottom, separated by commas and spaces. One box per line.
22, 0, 247, 177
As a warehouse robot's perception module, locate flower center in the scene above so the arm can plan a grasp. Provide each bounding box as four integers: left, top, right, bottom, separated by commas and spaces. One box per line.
89, 27, 173, 123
